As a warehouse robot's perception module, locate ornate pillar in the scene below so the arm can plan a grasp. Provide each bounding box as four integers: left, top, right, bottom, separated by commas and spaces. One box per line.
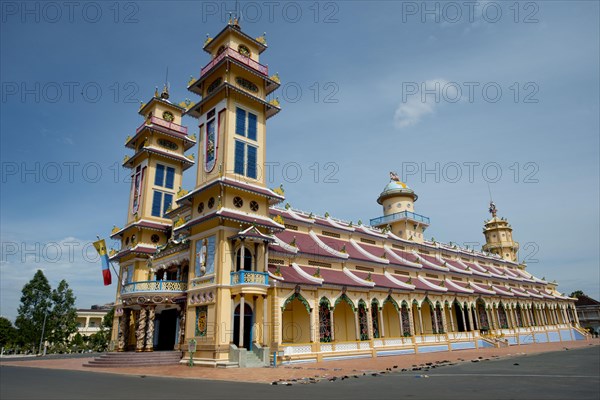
366, 304, 373, 340
145, 306, 155, 351
178, 307, 186, 349
398, 308, 404, 336
262, 295, 268, 345
432, 305, 439, 334
486, 307, 494, 330
309, 306, 315, 343
417, 307, 424, 335
473, 307, 480, 330
448, 305, 455, 332
117, 310, 129, 351
408, 305, 415, 336
354, 308, 360, 340
330, 308, 335, 341
379, 307, 385, 338
466, 306, 473, 331
239, 295, 245, 348
136, 308, 147, 352
263, 241, 269, 272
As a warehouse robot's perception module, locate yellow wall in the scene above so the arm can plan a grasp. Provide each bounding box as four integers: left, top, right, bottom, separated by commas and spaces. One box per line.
333, 301, 356, 342
282, 298, 310, 343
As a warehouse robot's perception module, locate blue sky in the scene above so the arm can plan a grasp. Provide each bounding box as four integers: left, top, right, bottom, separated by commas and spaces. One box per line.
1, 1, 599, 320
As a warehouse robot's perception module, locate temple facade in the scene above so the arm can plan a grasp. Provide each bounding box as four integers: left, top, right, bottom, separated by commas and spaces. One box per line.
108, 21, 587, 366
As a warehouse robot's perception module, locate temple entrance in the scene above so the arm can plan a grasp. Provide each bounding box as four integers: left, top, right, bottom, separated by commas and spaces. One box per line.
156, 309, 178, 350
453, 302, 466, 332
233, 303, 253, 350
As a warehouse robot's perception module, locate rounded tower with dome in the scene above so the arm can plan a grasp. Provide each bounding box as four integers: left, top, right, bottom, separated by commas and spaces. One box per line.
370, 172, 430, 243
482, 201, 520, 263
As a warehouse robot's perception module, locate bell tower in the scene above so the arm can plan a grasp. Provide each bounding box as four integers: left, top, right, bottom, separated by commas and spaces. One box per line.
482, 202, 520, 262
169, 20, 284, 362
370, 172, 430, 243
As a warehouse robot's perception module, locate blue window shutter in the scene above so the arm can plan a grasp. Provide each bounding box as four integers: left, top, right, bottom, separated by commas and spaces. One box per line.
247, 113, 257, 140
151, 191, 163, 217
234, 141, 245, 175
247, 145, 257, 179
235, 108, 246, 136
154, 164, 165, 186
206, 235, 216, 275
163, 193, 173, 216
165, 167, 175, 189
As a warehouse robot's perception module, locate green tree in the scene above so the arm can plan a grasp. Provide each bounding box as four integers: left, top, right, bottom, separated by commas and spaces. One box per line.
89, 307, 115, 352
15, 270, 52, 352
0, 317, 17, 347
48, 280, 78, 345
570, 290, 585, 298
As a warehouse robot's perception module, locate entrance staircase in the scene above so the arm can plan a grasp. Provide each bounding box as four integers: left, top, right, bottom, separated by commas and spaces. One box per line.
84, 351, 182, 368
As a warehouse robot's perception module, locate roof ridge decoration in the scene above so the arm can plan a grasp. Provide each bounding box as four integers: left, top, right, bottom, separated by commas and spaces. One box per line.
445, 278, 474, 294
343, 267, 376, 287
469, 281, 496, 295
325, 216, 355, 231
349, 239, 389, 264
286, 208, 315, 223
412, 252, 449, 272
308, 230, 349, 259
492, 285, 514, 297
417, 276, 448, 292
383, 246, 422, 268
292, 263, 324, 284
384, 271, 416, 290
439, 255, 473, 275
273, 235, 298, 254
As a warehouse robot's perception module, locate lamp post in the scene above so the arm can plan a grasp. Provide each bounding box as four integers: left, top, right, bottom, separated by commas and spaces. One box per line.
38, 308, 48, 356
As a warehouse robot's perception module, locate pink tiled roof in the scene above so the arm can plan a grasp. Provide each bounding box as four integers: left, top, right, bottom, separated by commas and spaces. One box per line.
301, 265, 371, 288
352, 271, 411, 291
268, 265, 320, 286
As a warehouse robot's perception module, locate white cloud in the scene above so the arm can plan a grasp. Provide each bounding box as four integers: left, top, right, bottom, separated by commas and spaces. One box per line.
393, 79, 451, 129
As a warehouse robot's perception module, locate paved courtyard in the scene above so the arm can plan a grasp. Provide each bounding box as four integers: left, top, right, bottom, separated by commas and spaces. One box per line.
1, 340, 599, 399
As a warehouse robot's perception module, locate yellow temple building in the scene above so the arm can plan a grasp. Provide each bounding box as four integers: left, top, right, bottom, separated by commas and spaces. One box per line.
107, 21, 587, 367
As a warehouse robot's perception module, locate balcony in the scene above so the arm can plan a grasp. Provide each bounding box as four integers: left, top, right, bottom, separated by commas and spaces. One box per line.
136, 116, 188, 135
230, 271, 269, 286
121, 280, 187, 295
370, 211, 430, 227
201, 47, 268, 77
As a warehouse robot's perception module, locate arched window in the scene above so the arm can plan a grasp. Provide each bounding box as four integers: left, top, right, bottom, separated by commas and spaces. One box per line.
235, 246, 253, 271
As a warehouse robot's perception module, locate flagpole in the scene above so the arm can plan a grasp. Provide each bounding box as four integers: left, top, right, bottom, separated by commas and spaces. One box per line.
97, 235, 119, 280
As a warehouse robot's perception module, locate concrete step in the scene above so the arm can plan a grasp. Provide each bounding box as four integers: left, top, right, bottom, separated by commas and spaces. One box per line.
83, 351, 182, 368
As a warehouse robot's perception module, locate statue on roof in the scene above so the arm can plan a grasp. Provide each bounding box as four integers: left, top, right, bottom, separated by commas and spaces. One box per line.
390, 171, 401, 182
489, 201, 497, 218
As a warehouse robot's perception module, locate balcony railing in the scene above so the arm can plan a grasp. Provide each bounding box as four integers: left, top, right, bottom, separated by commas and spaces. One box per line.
230, 270, 269, 286
201, 47, 268, 77
370, 211, 430, 227
136, 116, 188, 135
121, 280, 187, 294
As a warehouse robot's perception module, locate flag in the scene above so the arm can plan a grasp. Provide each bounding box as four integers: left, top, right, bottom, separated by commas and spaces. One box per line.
93, 238, 112, 286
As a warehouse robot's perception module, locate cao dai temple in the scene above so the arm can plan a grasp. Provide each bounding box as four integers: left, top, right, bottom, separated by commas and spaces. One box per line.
106, 21, 588, 367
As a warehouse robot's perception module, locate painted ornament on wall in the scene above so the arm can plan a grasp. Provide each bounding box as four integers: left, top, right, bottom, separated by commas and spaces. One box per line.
196, 306, 208, 337
204, 116, 218, 172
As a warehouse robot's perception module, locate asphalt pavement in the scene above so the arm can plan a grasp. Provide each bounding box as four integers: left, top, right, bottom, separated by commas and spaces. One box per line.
1, 346, 598, 400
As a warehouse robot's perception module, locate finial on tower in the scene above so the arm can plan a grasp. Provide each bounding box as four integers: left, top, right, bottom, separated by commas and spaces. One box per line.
489, 201, 497, 218
160, 67, 170, 99
389, 171, 401, 182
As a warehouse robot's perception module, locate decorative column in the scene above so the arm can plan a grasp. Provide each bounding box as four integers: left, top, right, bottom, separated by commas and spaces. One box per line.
178, 307, 186, 349
136, 308, 147, 352
473, 307, 480, 330
262, 295, 268, 345
354, 309, 360, 340
365, 304, 373, 340
239, 240, 245, 271
330, 308, 335, 341
448, 305, 455, 332
379, 307, 385, 338
117, 310, 129, 351
309, 307, 315, 343
239, 295, 245, 348
461, 305, 468, 331
486, 307, 494, 330
496, 307, 502, 329
408, 305, 415, 336
573, 306, 581, 326
417, 307, 424, 335
466, 306, 473, 331
432, 305, 439, 334
145, 306, 155, 351
263, 241, 269, 272
398, 308, 404, 336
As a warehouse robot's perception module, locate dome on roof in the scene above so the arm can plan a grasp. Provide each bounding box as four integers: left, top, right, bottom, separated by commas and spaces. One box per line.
377, 179, 417, 204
